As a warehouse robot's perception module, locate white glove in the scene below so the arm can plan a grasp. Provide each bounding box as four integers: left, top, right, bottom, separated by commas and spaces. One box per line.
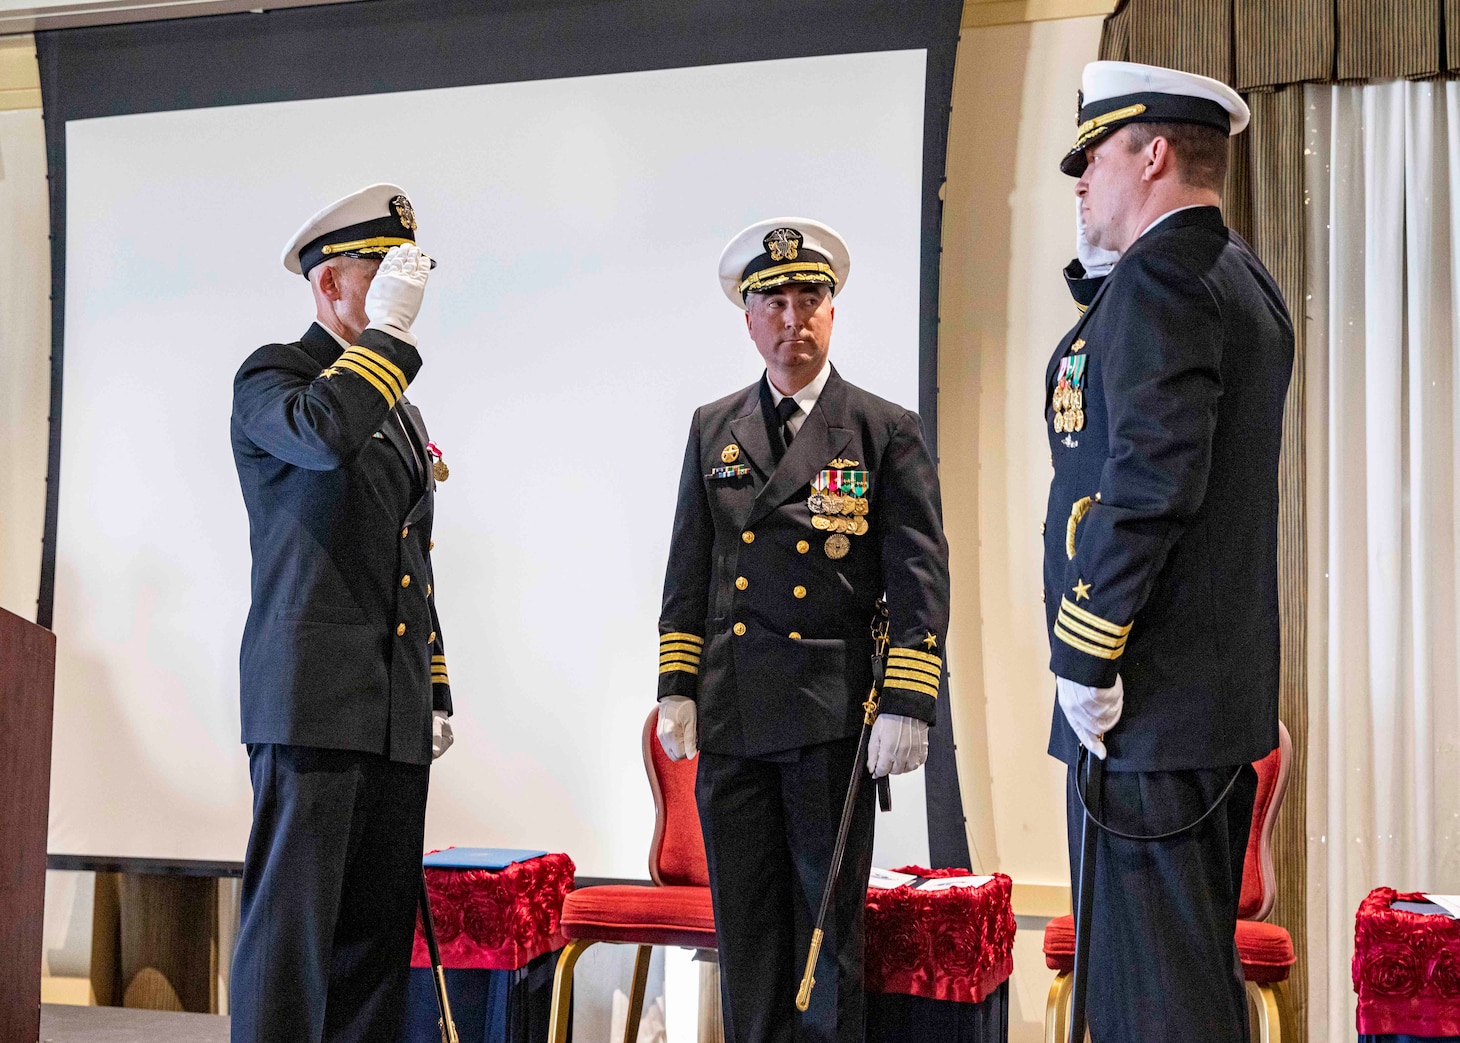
431, 710, 454, 761
866, 713, 929, 778
365, 243, 432, 346
1076, 198, 1120, 278
1056, 674, 1123, 760
657, 695, 697, 761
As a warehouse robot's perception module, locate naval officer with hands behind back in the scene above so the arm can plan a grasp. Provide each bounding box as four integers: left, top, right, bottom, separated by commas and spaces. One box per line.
1044, 63, 1294, 1042
230, 184, 455, 1043
656, 219, 950, 1042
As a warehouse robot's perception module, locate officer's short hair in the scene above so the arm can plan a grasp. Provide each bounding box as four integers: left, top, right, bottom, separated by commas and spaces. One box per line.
1123, 122, 1229, 193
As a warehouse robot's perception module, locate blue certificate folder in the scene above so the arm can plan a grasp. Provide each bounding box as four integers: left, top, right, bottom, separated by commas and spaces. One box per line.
423, 847, 548, 871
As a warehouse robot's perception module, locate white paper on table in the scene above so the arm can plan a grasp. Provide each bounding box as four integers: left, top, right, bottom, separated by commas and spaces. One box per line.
869, 867, 921, 890
1422, 894, 1460, 918
916, 875, 995, 892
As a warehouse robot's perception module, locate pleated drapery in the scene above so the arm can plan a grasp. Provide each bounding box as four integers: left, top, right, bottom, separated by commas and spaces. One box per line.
1304, 80, 1460, 1043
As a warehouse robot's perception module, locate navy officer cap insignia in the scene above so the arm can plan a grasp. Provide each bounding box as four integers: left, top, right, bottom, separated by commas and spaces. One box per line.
1061, 61, 1249, 177
282, 182, 430, 277
718, 216, 851, 310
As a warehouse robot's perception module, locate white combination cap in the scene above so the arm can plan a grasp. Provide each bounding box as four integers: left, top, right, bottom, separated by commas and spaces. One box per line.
717, 217, 850, 310
281, 182, 423, 277
1062, 60, 1250, 176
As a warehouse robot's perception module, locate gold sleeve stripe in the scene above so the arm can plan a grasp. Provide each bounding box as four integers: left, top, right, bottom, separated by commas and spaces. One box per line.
348, 345, 410, 392
1055, 623, 1124, 660
339, 349, 404, 399
660, 632, 704, 646
886, 658, 940, 680
432, 674, 450, 685
886, 667, 942, 689
1054, 612, 1127, 651
432, 654, 447, 662
659, 652, 701, 666
659, 641, 703, 655
1059, 598, 1132, 637
888, 648, 942, 668
333, 359, 398, 406
883, 676, 940, 698
659, 663, 699, 676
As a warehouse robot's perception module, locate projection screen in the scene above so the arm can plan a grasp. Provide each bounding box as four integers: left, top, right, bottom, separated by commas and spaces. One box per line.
45, 46, 938, 877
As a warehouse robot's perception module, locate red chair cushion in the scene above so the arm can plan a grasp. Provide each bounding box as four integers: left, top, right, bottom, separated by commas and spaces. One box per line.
1042, 914, 1294, 985
561, 885, 717, 949
1236, 919, 1295, 984
644, 712, 710, 887
1241, 740, 1284, 919
1043, 914, 1075, 972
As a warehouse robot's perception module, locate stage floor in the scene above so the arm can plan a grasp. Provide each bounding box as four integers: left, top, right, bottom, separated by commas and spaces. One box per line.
40, 1004, 229, 1042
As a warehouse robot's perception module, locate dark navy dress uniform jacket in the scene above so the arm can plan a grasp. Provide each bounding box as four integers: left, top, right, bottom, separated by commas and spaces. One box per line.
231, 322, 451, 766
1044, 206, 1294, 772
658, 367, 951, 759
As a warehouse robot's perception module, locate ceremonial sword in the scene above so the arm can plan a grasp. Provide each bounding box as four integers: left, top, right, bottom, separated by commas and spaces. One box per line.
419, 872, 461, 1043
796, 601, 892, 1012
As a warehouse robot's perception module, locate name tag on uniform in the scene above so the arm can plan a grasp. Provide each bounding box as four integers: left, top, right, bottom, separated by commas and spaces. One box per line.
705, 465, 752, 480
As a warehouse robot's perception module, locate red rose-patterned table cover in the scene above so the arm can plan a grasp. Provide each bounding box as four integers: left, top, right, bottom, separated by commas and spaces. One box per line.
863, 868, 1017, 1005
412, 853, 1016, 1006
411, 852, 576, 971
1353, 888, 1460, 1037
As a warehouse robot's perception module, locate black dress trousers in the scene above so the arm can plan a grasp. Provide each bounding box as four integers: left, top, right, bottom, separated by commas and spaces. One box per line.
230, 743, 430, 1043
1065, 761, 1258, 1043
696, 736, 875, 1043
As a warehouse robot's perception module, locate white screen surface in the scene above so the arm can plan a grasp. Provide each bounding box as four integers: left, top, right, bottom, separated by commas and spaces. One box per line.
51, 49, 929, 875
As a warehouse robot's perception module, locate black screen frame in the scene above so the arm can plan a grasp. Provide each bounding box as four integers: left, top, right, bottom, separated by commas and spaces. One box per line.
36, 0, 970, 873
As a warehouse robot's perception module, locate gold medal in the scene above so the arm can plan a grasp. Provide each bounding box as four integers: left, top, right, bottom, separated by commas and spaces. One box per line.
433, 459, 450, 482
722, 444, 741, 463
825, 534, 851, 559
1072, 389, 1083, 411
853, 497, 869, 516
1054, 411, 1066, 433
813, 515, 833, 531
851, 516, 869, 536
1072, 408, 1085, 431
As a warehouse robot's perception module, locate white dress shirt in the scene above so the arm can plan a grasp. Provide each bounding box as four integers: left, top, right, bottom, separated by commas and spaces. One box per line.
766, 359, 832, 437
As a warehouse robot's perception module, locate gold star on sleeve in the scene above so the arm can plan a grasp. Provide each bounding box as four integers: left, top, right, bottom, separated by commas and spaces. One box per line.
1072, 578, 1092, 601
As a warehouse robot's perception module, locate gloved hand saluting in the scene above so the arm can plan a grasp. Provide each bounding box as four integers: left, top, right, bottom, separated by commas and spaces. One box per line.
1056, 674, 1123, 760
365, 243, 432, 347
432, 709, 453, 761
866, 713, 928, 778
657, 695, 697, 761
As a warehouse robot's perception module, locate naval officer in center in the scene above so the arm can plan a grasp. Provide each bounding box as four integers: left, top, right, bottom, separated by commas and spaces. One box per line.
655, 218, 951, 1042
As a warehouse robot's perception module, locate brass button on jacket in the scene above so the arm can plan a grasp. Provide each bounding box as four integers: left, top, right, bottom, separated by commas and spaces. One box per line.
735, 577, 749, 590
741, 530, 755, 544
428, 631, 437, 643
796, 540, 810, 554
401, 575, 411, 588
401, 526, 410, 539
396, 623, 407, 637
793, 585, 807, 599
733, 622, 747, 636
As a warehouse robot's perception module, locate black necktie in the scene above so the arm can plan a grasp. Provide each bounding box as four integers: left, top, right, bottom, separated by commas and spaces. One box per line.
776, 396, 800, 451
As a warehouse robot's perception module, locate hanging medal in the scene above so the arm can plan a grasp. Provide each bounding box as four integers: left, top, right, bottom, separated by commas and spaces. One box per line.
426, 441, 450, 482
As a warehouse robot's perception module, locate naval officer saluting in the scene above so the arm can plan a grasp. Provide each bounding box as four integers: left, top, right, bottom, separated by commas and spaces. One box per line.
656, 219, 951, 1042
229, 184, 455, 1043
1044, 63, 1294, 1041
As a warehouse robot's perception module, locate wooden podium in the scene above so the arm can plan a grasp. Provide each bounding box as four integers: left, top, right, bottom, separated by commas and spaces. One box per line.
0, 607, 57, 1043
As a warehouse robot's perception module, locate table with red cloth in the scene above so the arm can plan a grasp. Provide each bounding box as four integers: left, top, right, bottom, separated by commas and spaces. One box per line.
863, 868, 1016, 1043
1354, 888, 1460, 1043
402, 852, 576, 1043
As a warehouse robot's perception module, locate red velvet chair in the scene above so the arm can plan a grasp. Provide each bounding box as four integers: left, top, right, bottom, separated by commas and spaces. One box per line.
546, 709, 717, 1043
1041, 722, 1296, 1043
